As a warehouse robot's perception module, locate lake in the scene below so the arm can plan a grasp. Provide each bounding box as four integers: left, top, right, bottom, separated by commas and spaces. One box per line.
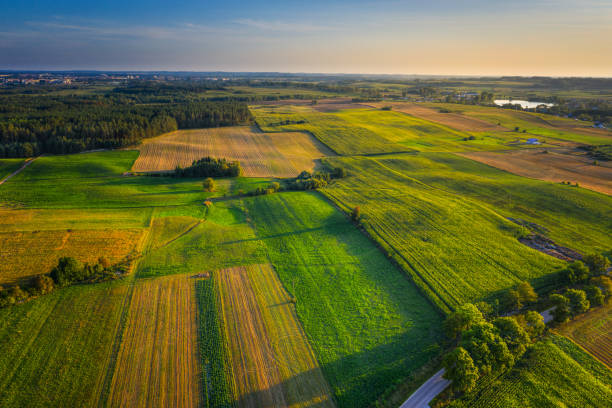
494, 99, 555, 109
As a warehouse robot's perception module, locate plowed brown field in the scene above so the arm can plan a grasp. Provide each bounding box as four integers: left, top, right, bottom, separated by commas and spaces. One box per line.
557, 303, 612, 368
132, 126, 334, 177
107, 274, 201, 407
216, 264, 334, 408
371, 102, 504, 132
460, 148, 612, 195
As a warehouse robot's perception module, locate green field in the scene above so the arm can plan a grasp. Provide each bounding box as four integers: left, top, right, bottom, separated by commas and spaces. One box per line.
0, 151, 231, 209
251, 105, 408, 155
243, 192, 442, 407
0, 159, 24, 180
321, 153, 611, 311
0, 280, 128, 407
458, 335, 612, 408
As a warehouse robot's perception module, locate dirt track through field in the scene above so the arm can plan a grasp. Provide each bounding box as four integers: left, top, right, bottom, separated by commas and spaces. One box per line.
107, 275, 200, 408
460, 148, 612, 195
370, 102, 505, 132
216, 264, 334, 408
0, 157, 39, 185
132, 126, 334, 177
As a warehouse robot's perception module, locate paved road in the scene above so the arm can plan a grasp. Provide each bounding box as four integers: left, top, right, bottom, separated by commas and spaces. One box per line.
400, 369, 450, 408
540, 307, 555, 324
0, 157, 38, 185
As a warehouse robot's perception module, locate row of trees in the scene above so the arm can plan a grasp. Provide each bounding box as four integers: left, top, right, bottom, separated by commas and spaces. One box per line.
0, 92, 252, 157
442, 303, 544, 393
174, 157, 242, 178
0, 256, 118, 308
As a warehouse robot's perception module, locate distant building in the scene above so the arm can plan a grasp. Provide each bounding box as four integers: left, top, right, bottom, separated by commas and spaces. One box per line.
526, 138, 540, 145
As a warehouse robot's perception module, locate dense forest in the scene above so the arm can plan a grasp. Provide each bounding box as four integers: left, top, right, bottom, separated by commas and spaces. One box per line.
0, 87, 252, 157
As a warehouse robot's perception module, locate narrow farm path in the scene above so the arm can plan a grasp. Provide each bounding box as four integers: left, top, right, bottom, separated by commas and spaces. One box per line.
0, 156, 39, 185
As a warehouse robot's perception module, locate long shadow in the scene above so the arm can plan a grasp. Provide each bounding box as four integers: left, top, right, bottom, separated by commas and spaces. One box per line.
229, 331, 442, 408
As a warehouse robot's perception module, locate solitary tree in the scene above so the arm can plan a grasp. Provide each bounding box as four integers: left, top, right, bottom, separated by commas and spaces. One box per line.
443, 347, 479, 393
203, 177, 215, 192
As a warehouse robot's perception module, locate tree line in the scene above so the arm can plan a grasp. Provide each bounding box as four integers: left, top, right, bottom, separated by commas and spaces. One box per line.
0, 256, 126, 308
0, 92, 252, 157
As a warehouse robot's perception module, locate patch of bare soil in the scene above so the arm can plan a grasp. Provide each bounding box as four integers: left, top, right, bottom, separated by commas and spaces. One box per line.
369, 102, 505, 132
507, 217, 582, 261
461, 148, 612, 196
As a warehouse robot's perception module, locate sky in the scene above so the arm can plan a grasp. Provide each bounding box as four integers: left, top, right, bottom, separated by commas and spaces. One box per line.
1, 0, 611, 76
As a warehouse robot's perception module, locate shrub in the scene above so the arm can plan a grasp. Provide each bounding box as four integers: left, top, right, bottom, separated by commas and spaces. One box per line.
351, 206, 361, 222
203, 177, 216, 192
31, 275, 55, 295
50, 257, 84, 286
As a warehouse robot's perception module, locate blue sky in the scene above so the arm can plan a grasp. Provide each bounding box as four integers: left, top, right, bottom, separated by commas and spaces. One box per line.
1, 0, 611, 75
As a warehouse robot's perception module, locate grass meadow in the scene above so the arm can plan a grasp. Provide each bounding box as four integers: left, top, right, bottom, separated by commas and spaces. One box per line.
0, 159, 24, 180
0, 280, 128, 407
244, 192, 443, 407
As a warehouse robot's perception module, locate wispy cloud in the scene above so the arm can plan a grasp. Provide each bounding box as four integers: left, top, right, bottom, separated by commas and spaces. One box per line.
233, 18, 331, 33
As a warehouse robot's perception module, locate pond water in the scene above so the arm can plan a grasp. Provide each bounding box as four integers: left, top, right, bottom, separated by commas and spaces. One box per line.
494, 99, 555, 109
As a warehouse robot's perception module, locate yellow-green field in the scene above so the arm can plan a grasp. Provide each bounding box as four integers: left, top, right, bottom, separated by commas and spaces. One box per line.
216, 264, 334, 408
107, 275, 201, 408
131, 126, 334, 177
0, 228, 143, 284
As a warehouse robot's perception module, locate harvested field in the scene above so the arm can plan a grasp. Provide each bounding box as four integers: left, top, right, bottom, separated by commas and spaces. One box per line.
312, 98, 371, 112
460, 148, 612, 195
0, 228, 143, 284
216, 264, 334, 408
371, 102, 504, 132
557, 303, 612, 368
107, 274, 201, 408
131, 126, 334, 177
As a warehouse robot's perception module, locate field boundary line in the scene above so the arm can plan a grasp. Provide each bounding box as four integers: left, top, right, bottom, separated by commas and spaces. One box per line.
315, 190, 451, 315
552, 331, 612, 369
97, 227, 151, 407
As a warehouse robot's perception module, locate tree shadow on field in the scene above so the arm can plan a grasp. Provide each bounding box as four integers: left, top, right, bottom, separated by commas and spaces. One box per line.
230, 331, 442, 408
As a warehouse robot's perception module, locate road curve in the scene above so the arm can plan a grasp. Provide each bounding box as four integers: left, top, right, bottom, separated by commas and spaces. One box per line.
400, 369, 450, 408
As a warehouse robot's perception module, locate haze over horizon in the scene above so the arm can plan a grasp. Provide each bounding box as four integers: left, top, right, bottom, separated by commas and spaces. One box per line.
2, 0, 611, 77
